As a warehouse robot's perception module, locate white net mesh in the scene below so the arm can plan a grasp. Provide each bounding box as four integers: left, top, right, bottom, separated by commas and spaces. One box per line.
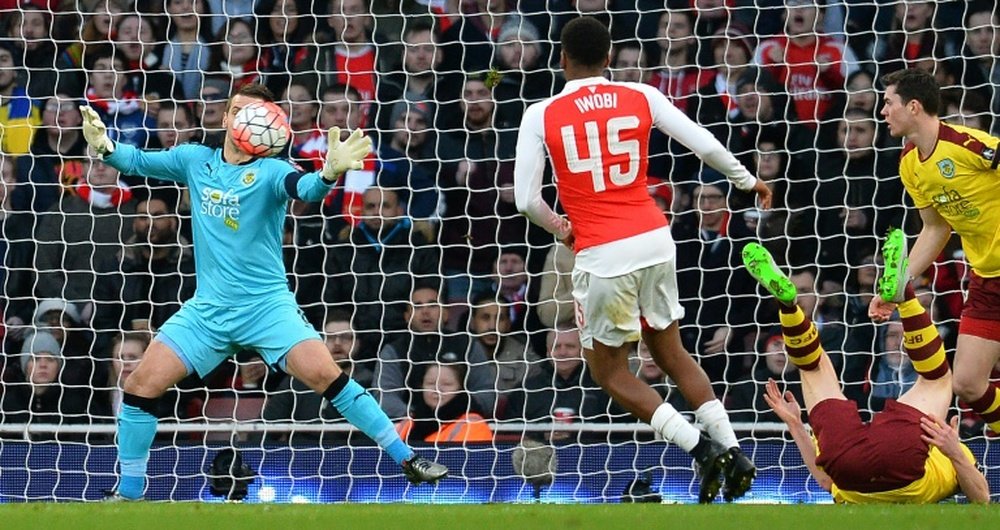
0, 0, 996, 503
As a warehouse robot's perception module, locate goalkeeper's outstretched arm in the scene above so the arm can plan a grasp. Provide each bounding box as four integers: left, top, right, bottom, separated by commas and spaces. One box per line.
284, 127, 373, 202
80, 105, 191, 183
320, 127, 372, 184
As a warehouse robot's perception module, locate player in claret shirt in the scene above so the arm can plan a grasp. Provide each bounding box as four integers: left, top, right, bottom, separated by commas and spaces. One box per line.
748, 236, 989, 504
79, 83, 447, 501
514, 16, 771, 504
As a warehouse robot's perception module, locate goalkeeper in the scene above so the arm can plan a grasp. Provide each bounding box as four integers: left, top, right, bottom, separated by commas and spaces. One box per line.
80, 84, 448, 501
743, 234, 989, 504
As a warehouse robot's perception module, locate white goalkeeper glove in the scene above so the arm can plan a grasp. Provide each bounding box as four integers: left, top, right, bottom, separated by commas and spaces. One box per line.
321, 127, 372, 183
78, 105, 114, 156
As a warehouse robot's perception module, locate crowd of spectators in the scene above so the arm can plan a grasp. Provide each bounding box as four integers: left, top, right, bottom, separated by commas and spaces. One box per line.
1, 0, 997, 443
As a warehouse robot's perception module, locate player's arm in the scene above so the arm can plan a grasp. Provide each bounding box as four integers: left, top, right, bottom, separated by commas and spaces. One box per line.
636, 85, 771, 208
514, 104, 571, 242
921, 415, 990, 504
953, 453, 991, 504
284, 127, 373, 202
763, 379, 833, 491
80, 105, 190, 183
907, 206, 952, 279
787, 419, 833, 492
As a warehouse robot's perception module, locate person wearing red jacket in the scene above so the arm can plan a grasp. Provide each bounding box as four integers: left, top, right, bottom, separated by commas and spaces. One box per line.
753, 0, 858, 128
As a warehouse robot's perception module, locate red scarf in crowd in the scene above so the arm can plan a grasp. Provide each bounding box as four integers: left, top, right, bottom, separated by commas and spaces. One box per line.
76, 182, 134, 208
86, 87, 142, 116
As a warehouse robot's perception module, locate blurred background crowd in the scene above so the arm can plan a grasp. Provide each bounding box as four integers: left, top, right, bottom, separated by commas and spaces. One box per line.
1, 0, 997, 443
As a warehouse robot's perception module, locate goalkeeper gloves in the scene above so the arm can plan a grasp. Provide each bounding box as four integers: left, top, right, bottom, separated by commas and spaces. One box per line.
79, 105, 114, 156
321, 127, 372, 183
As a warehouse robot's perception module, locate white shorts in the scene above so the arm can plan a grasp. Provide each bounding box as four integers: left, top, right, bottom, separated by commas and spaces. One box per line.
571, 260, 685, 349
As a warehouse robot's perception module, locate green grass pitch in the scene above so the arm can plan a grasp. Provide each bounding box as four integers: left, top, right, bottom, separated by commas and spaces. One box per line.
1, 504, 999, 530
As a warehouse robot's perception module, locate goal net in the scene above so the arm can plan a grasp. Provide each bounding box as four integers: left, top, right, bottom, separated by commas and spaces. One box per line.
0, 0, 996, 503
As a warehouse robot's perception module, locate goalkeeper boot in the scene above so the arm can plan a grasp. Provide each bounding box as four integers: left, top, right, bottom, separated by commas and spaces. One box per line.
721, 447, 756, 502
878, 228, 910, 303
102, 490, 143, 502
742, 243, 797, 306
691, 435, 731, 504
403, 455, 449, 485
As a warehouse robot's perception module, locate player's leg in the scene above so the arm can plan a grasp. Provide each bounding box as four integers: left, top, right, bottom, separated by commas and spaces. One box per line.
251, 296, 446, 484
642, 323, 715, 408
114, 336, 200, 500
949, 271, 1000, 433
575, 267, 731, 504
897, 372, 953, 420
878, 228, 958, 419
584, 338, 729, 503
282, 339, 445, 483
112, 298, 235, 501
742, 243, 845, 412
953, 333, 1000, 432
637, 258, 754, 501
641, 323, 754, 501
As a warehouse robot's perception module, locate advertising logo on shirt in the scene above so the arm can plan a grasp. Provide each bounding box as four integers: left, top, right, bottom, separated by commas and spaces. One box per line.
200, 186, 241, 231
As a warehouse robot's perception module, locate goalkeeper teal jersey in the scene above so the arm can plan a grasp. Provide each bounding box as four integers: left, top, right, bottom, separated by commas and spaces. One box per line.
105, 143, 333, 303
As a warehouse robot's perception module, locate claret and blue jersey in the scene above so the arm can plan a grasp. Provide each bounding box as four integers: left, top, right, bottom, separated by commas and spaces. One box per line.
104, 142, 334, 304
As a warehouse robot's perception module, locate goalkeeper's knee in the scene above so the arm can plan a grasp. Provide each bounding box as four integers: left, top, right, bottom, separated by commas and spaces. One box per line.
121, 393, 163, 418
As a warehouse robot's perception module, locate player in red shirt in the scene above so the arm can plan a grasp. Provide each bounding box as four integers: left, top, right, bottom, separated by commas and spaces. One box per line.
514, 17, 771, 504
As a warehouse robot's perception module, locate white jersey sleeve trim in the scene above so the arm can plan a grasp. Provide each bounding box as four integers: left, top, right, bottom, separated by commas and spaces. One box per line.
632, 82, 757, 191
514, 99, 570, 239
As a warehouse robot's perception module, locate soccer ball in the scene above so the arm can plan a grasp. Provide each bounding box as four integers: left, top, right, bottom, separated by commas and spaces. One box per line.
230, 101, 291, 157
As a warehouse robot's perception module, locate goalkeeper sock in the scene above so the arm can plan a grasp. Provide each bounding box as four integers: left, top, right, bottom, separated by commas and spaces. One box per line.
117, 402, 159, 500
325, 373, 413, 465
694, 399, 739, 449
898, 298, 949, 379
650, 403, 700, 452
968, 385, 1000, 434
779, 304, 823, 371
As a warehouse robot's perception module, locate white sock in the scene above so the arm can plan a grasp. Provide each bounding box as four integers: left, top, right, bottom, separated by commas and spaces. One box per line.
649, 403, 700, 452
694, 399, 739, 449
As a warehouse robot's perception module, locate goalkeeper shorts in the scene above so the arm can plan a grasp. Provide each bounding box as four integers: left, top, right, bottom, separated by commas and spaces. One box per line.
811, 398, 928, 494
156, 292, 320, 377
570, 260, 685, 350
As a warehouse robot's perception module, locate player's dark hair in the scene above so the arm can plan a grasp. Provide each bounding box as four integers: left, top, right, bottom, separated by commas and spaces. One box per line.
560, 16, 611, 69
881, 68, 940, 116
226, 84, 276, 113
234, 84, 275, 104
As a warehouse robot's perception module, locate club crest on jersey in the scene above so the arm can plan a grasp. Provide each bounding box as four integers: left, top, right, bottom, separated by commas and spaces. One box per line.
241, 171, 256, 186
937, 158, 955, 179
